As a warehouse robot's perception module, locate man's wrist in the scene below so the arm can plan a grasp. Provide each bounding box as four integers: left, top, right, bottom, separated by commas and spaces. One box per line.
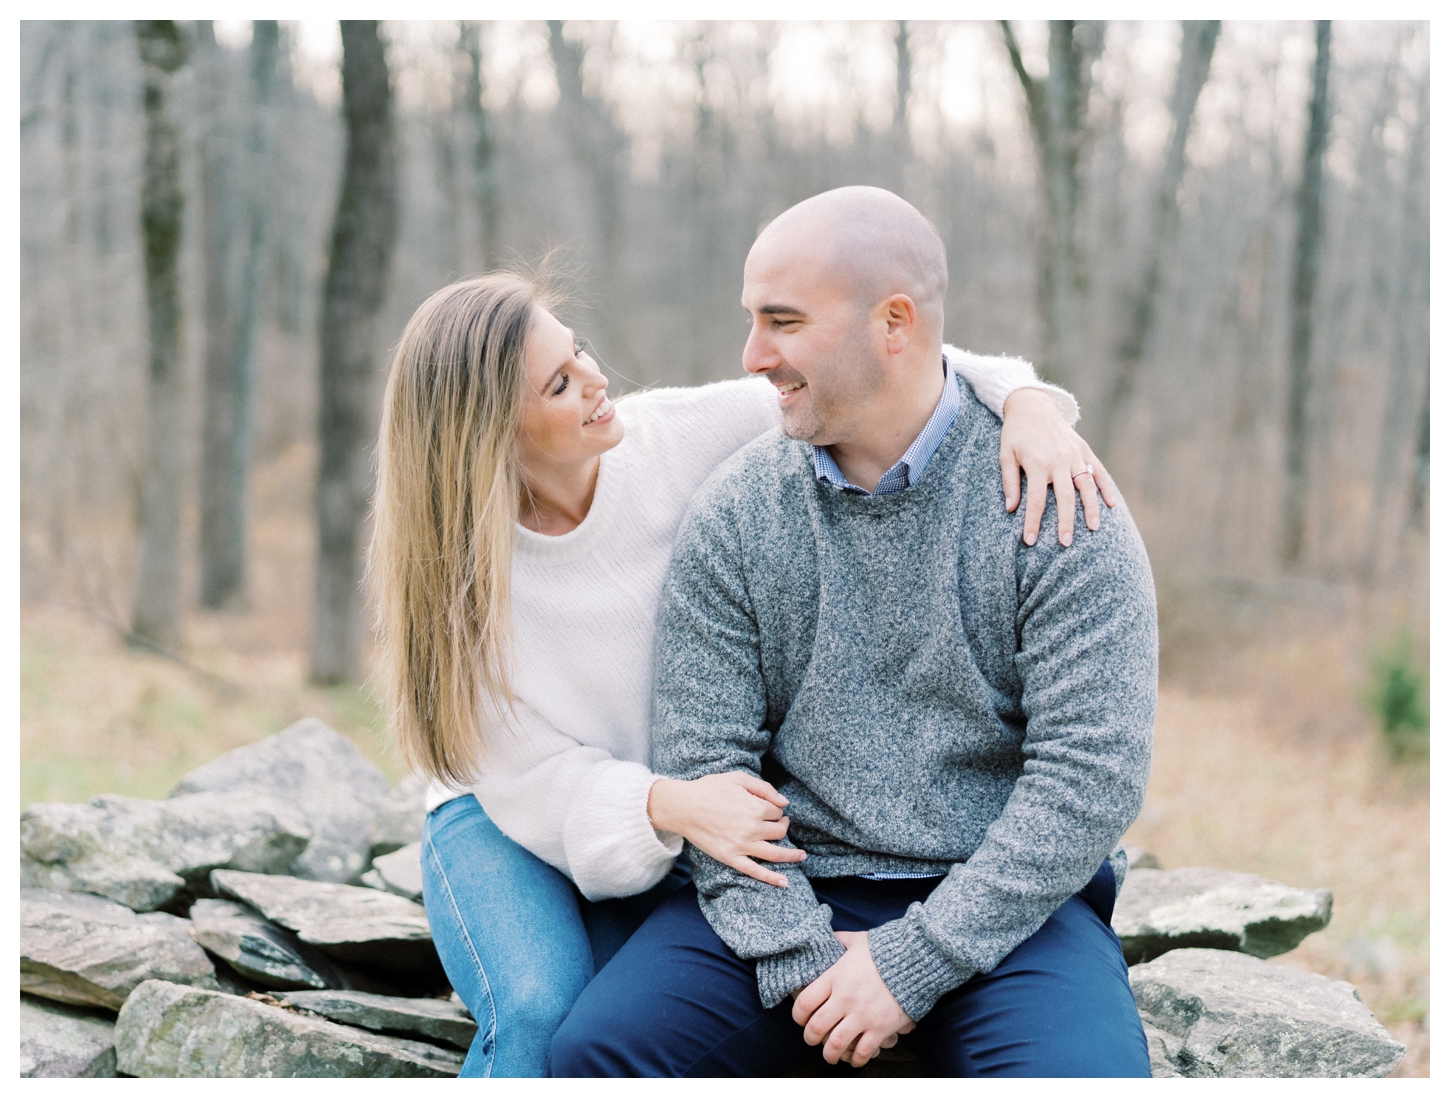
866, 918, 974, 1023
757, 936, 846, 1009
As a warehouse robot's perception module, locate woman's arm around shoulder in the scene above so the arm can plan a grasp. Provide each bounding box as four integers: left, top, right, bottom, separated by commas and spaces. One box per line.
946, 343, 1118, 548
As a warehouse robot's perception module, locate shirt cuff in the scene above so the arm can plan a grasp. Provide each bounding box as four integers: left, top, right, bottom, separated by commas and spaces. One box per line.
945, 344, 1081, 427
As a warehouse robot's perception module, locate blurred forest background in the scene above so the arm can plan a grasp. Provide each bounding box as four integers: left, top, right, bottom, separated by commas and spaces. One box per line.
19, 20, 1429, 1073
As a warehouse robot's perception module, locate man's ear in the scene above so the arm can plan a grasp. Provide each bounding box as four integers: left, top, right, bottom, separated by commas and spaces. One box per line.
879, 294, 917, 355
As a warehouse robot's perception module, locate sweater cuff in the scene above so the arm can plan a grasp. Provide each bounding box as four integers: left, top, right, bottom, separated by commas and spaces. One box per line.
1013, 380, 1080, 427
945, 344, 1080, 427
756, 933, 846, 1009
867, 911, 976, 1022
568, 762, 684, 902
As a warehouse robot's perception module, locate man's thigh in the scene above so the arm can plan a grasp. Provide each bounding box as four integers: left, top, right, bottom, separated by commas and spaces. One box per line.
547, 884, 816, 1077
908, 893, 1151, 1078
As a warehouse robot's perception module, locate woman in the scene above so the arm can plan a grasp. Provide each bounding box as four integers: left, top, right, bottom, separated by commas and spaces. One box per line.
369, 271, 1112, 1077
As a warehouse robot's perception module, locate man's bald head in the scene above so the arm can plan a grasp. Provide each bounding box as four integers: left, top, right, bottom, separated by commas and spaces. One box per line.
752, 186, 948, 338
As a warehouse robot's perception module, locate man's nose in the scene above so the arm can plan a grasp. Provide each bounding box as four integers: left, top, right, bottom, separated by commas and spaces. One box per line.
742, 323, 777, 375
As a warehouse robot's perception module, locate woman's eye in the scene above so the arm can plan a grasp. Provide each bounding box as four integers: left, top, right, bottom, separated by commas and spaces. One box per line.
573, 336, 587, 356
552, 373, 569, 397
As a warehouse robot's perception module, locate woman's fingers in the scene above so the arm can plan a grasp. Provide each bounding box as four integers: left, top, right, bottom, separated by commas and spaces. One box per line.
1088, 445, 1118, 508
752, 817, 791, 843
737, 772, 788, 808
1021, 465, 1049, 545
1052, 464, 1076, 547
1078, 458, 1103, 531
729, 855, 788, 888
749, 839, 804, 864
1000, 446, 1022, 514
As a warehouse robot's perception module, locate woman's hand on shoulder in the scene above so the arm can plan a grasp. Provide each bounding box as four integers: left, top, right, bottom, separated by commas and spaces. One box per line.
647, 771, 805, 888
999, 388, 1118, 548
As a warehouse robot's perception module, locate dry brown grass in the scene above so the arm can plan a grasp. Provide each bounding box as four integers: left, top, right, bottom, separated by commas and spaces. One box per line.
19, 442, 1429, 1077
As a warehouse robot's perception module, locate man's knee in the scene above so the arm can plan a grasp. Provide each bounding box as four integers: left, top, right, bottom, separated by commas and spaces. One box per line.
1026, 1018, 1151, 1078
546, 998, 646, 1078
545, 1008, 598, 1077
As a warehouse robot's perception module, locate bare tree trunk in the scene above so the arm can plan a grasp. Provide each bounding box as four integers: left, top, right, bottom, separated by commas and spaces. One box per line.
431, 79, 461, 278
1282, 20, 1331, 568
1001, 19, 1102, 385
1364, 74, 1429, 578
130, 20, 190, 649
198, 21, 279, 610
458, 21, 498, 270
196, 22, 240, 607
547, 21, 628, 355
891, 20, 912, 193
311, 20, 397, 684
1100, 20, 1220, 442
1409, 387, 1429, 527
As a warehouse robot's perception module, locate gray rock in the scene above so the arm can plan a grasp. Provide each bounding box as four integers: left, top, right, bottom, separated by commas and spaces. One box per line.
171, 718, 390, 883
189, 898, 343, 991
281, 989, 477, 1051
20, 791, 312, 912
114, 980, 463, 1077
1131, 948, 1405, 1078
21, 889, 220, 1010
210, 869, 441, 982
1140, 1020, 1183, 1078
1122, 844, 1161, 870
20, 995, 117, 1078
370, 774, 428, 857
1114, 867, 1332, 964
363, 842, 423, 902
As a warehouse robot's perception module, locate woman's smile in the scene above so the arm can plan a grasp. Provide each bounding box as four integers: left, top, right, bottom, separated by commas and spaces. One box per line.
584, 397, 614, 426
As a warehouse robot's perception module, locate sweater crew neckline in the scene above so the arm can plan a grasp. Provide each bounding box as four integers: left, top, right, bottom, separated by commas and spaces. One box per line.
514, 443, 625, 563
806, 377, 981, 514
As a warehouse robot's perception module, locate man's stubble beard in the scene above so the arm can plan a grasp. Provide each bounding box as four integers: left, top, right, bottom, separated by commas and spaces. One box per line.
779, 325, 883, 447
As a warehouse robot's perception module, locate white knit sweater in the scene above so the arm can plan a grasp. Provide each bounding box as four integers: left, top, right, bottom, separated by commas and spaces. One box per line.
425, 347, 1077, 901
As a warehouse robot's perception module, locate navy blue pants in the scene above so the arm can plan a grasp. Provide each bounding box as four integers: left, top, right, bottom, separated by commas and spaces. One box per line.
548, 862, 1150, 1077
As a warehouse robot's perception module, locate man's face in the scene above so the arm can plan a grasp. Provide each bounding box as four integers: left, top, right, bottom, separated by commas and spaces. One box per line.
740, 233, 884, 446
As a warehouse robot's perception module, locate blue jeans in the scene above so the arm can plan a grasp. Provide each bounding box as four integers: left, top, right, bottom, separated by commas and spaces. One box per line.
549, 861, 1151, 1077
420, 795, 691, 1078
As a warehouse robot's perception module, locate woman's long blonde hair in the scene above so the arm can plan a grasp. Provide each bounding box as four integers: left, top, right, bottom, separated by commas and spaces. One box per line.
369, 272, 556, 788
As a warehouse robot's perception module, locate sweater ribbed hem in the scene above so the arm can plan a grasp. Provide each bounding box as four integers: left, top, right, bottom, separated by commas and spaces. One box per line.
756, 934, 846, 1009
867, 914, 975, 1022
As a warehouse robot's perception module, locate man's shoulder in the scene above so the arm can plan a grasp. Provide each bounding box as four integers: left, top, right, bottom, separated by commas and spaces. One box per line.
690, 429, 810, 513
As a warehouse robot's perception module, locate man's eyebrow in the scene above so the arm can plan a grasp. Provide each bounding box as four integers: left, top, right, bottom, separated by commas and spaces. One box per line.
757, 304, 804, 316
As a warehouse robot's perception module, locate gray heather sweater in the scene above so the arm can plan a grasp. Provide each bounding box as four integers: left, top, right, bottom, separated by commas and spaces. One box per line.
649, 379, 1157, 1021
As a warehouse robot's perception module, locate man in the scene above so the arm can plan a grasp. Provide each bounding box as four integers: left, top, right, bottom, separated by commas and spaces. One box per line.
548, 186, 1157, 1077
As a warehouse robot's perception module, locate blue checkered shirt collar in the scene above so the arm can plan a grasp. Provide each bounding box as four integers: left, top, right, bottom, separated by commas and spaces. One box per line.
812, 356, 960, 497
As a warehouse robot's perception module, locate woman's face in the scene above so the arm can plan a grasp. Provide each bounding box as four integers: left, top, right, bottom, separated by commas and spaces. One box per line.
516, 308, 625, 476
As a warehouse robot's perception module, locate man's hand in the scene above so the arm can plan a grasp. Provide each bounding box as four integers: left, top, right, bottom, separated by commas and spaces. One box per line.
791, 931, 915, 1068
1000, 387, 1117, 548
